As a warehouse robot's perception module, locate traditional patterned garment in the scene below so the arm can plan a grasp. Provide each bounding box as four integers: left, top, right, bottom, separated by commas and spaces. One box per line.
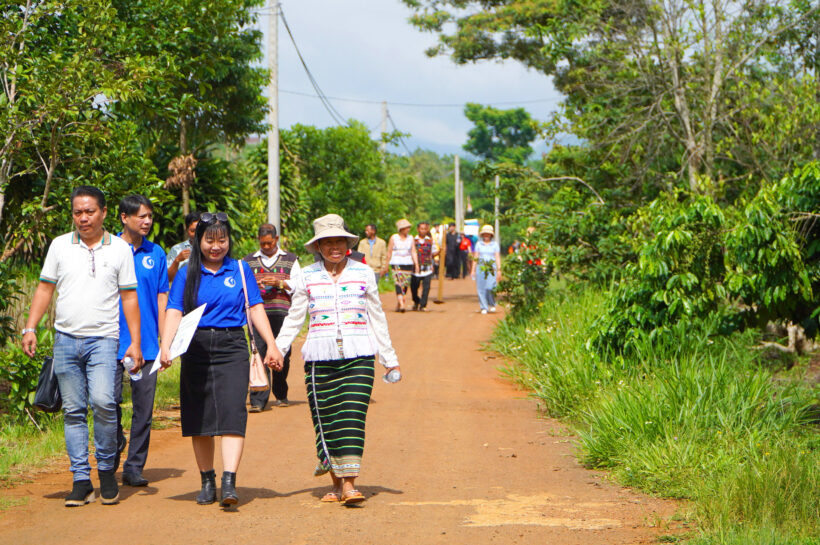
306, 356, 375, 477
243, 249, 298, 315
414, 236, 434, 276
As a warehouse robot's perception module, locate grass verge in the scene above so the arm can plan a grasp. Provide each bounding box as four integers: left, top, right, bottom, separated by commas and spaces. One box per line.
492, 286, 819, 544
0, 363, 182, 486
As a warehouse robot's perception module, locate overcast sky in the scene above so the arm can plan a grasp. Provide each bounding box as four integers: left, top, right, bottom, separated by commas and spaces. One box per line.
260, 1, 564, 157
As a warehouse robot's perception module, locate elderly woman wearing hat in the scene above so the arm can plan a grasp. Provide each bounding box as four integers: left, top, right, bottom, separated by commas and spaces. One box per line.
471, 224, 502, 314
275, 214, 401, 505
386, 218, 418, 312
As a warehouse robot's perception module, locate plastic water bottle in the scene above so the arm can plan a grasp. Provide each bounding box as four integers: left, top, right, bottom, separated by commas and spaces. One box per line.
382, 368, 401, 384
123, 356, 142, 381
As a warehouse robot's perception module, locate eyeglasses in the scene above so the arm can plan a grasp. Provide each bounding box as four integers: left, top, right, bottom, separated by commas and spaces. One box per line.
200, 212, 229, 224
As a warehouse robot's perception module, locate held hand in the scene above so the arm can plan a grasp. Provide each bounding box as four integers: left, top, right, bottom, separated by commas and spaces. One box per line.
264, 347, 284, 371
124, 344, 143, 370
160, 348, 173, 369
22, 332, 37, 358
177, 248, 191, 263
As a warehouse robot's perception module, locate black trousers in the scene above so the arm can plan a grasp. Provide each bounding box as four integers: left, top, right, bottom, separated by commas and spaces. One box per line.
460, 250, 470, 278
250, 313, 291, 408
410, 274, 432, 308
115, 359, 158, 474
445, 252, 460, 279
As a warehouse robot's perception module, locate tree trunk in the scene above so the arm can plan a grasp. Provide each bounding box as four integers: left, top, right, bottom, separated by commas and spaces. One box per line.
179, 117, 190, 215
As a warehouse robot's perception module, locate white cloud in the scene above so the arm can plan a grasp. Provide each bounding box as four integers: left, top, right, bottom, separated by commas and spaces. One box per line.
264, 0, 564, 155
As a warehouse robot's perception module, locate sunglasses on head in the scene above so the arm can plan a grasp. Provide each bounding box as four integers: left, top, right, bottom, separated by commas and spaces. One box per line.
200, 212, 229, 224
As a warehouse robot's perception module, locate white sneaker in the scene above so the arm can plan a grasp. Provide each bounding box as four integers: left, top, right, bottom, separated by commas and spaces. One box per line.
480, 309, 488, 314
489, 307, 497, 313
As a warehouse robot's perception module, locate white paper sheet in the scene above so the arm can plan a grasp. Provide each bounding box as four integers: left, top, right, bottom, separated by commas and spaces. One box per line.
150, 303, 207, 374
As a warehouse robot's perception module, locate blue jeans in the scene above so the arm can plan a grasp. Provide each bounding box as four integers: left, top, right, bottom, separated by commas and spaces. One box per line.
475, 267, 497, 310
53, 332, 119, 481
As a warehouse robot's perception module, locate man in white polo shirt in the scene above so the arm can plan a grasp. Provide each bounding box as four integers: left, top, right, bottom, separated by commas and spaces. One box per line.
22, 186, 142, 507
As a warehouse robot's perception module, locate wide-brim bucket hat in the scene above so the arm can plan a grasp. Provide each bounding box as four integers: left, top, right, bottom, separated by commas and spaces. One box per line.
396, 218, 412, 230
304, 213, 359, 254
480, 224, 495, 236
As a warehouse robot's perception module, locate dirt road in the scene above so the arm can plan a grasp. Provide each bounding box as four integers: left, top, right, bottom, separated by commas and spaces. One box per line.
0, 278, 678, 544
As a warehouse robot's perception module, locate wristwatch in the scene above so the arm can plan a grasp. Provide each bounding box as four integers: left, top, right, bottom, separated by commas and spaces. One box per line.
21, 328, 36, 335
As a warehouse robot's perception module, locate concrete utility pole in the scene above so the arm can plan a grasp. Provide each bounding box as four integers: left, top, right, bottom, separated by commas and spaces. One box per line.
494, 174, 500, 240
380, 101, 388, 159
454, 155, 462, 231
267, 0, 281, 234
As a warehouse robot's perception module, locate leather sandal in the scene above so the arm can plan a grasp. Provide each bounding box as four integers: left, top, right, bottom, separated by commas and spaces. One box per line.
341, 489, 365, 505
320, 491, 341, 503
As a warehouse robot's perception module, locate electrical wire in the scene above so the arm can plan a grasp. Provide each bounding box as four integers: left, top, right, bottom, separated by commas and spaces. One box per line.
386, 108, 413, 155
280, 89, 556, 108
279, 7, 346, 126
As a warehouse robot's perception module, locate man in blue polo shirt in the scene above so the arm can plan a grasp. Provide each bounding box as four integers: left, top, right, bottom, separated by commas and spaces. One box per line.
114, 195, 169, 487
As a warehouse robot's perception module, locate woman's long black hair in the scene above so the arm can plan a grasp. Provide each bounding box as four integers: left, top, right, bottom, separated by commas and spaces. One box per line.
183, 216, 233, 313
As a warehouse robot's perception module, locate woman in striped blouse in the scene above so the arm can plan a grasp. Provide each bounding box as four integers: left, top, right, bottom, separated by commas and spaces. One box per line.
275, 214, 401, 506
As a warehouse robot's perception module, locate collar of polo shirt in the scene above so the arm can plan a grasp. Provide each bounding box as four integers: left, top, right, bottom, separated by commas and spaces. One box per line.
72, 230, 112, 248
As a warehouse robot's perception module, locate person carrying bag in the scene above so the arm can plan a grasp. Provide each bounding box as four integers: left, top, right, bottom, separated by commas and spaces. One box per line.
159, 212, 283, 508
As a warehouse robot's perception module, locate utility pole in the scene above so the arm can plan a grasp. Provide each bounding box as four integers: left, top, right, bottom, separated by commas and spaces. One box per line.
380, 101, 388, 159
494, 174, 500, 240
267, 0, 281, 234
454, 155, 462, 231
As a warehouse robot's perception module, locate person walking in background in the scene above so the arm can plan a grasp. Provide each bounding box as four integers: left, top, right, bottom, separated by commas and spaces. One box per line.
243, 224, 301, 412
445, 223, 461, 280
275, 214, 401, 505
459, 232, 473, 279
410, 221, 438, 311
386, 218, 418, 312
166, 211, 200, 283
113, 195, 169, 488
22, 186, 142, 507
357, 223, 387, 282
160, 212, 283, 507
471, 224, 502, 314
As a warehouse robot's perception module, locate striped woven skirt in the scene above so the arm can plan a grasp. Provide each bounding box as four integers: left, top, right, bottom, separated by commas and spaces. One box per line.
305, 356, 375, 478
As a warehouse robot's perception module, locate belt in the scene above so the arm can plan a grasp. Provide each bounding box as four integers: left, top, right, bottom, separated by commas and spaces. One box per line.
197, 326, 244, 332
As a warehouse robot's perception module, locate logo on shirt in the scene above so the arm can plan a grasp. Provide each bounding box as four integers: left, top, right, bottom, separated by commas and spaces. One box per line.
224, 277, 237, 288
142, 256, 155, 270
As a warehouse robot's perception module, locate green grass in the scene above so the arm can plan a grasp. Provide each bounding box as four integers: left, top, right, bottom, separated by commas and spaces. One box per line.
492, 286, 820, 544
0, 360, 183, 485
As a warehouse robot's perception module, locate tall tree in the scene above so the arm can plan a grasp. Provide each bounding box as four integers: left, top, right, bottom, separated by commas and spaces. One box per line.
463, 103, 537, 164
404, 0, 820, 194
112, 0, 268, 214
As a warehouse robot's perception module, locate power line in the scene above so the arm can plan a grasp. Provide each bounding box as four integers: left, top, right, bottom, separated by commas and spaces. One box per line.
280, 89, 556, 108
386, 108, 413, 155
279, 7, 346, 126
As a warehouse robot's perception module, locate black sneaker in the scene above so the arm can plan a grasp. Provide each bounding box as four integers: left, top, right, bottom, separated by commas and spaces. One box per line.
98, 469, 120, 505
122, 471, 148, 487
65, 480, 95, 507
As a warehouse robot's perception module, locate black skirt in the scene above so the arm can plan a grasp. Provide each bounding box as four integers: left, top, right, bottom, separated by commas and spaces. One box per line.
180, 328, 250, 437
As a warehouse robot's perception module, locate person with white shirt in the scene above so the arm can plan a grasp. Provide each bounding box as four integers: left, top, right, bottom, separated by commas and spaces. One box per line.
275, 214, 400, 505
22, 186, 142, 507
242, 224, 301, 411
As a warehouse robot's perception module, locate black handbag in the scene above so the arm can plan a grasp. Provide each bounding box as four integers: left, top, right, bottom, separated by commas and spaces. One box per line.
33, 356, 62, 412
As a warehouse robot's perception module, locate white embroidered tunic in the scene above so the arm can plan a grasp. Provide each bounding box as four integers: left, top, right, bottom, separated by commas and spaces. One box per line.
275, 259, 399, 367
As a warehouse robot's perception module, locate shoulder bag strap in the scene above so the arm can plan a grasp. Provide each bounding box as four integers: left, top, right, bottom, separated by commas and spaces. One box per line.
238, 260, 259, 356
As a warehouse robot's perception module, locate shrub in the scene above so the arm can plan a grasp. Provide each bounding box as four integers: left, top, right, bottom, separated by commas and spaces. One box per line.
589, 193, 728, 353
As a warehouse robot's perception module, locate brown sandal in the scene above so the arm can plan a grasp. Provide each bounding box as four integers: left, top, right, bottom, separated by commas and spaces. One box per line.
341, 489, 365, 505
321, 491, 341, 503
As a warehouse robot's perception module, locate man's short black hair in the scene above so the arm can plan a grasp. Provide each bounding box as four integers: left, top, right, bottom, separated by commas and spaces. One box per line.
258, 223, 277, 238
185, 211, 202, 228
448, 222, 456, 228
70, 186, 106, 209
365, 224, 377, 232
118, 194, 153, 223
417, 221, 430, 227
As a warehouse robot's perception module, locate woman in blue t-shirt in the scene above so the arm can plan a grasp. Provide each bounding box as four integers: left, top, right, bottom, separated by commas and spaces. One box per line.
471, 224, 502, 314
160, 212, 283, 508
